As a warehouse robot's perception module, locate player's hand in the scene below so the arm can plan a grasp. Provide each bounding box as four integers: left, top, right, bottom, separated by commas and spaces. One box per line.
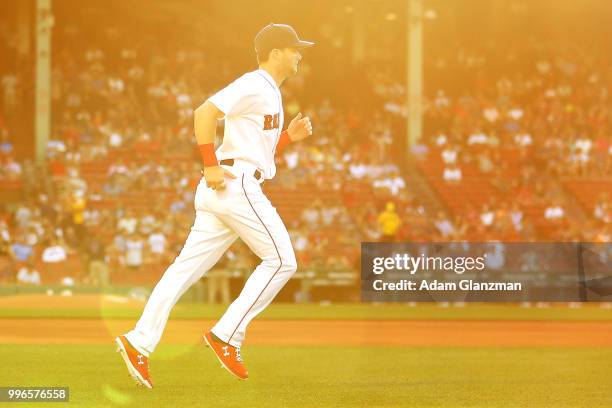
203, 165, 236, 190
287, 112, 312, 142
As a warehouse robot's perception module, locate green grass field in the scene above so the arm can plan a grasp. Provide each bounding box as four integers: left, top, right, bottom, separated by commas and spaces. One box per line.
1, 344, 611, 407
1, 301, 611, 407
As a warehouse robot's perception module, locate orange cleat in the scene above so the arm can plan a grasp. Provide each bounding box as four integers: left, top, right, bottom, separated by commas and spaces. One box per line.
203, 331, 248, 380
115, 335, 153, 389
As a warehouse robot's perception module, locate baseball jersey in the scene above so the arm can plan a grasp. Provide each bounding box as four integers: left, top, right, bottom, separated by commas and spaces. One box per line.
208, 69, 284, 179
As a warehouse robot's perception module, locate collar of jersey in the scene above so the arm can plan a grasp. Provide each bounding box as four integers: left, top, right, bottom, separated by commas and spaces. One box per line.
256, 69, 280, 92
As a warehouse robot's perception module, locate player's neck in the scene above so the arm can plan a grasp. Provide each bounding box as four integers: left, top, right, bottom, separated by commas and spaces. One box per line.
259, 65, 286, 87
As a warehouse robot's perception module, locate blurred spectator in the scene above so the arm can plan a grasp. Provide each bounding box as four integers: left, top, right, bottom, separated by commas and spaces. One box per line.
377, 202, 402, 242
41, 237, 68, 263
207, 250, 232, 304
573, 136, 592, 175
514, 132, 532, 148
11, 235, 33, 263
14, 204, 32, 229
289, 227, 310, 266
434, 212, 455, 238
125, 233, 145, 270
441, 145, 458, 165
16, 262, 41, 286
485, 243, 506, 269
0, 232, 15, 282
87, 236, 109, 286
139, 212, 157, 235
373, 170, 406, 196
443, 165, 462, 183
468, 130, 488, 146
283, 148, 299, 170
301, 201, 321, 227
519, 250, 540, 272
544, 202, 565, 222
509, 203, 524, 232
0, 131, 13, 154
118, 209, 138, 234
451, 216, 468, 240
594, 194, 610, 224
478, 152, 494, 174
480, 205, 495, 228
69, 191, 87, 241
319, 205, 340, 227
148, 228, 167, 262
1, 156, 21, 180
593, 225, 611, 243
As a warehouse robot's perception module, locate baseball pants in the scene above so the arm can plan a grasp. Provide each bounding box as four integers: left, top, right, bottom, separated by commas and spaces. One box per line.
125, 160, 297, 354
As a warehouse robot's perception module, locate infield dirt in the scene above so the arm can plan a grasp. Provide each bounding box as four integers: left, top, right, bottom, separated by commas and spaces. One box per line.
2, 318, 611, 347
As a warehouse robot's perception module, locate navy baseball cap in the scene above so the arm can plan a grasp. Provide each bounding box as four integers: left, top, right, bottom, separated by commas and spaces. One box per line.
254, 23, 314, 57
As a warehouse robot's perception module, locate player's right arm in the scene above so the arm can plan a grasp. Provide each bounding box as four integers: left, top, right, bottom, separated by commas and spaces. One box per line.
194, 101, 236, 190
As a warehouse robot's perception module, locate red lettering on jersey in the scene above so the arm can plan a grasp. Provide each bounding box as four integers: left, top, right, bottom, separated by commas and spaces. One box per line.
263, 115, 273, 130
263, 113, 280, 130
273, 114, 279, 129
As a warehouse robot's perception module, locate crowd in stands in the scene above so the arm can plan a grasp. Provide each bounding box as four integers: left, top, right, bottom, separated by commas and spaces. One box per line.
415, 40, 611, 242
363, 19, 611, 242
1, 6, 610, 286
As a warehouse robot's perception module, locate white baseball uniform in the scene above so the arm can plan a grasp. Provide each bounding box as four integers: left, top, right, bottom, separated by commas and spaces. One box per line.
125, 69, 297, 354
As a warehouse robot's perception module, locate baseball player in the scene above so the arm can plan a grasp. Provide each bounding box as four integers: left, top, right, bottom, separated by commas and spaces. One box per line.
115, 23, 314, 388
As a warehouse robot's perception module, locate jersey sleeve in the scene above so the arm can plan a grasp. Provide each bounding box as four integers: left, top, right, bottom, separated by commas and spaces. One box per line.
207, 75, 253, 117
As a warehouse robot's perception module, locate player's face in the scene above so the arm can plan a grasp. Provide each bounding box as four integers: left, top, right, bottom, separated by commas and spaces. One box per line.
281, 48, 302, 75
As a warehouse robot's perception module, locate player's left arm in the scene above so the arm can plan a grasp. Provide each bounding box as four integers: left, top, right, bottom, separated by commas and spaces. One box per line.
277, 112, 312, 152
194, 100, 236, 190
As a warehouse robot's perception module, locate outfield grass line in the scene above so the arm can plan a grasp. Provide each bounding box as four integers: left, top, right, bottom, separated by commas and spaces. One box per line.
2, 314, 612, 324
